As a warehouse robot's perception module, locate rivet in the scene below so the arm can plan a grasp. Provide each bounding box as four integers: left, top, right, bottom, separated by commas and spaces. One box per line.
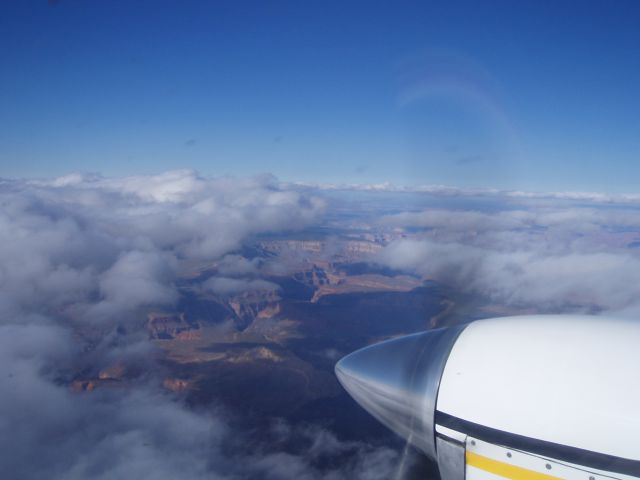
589, 477, 595, 480
506, 452, 512, 458
470, 440, 476, 446
545, 464, 552, 470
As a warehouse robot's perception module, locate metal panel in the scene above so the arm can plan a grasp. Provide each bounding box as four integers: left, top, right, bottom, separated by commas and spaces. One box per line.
465, 437, 636, 480
437, 436, 466, 480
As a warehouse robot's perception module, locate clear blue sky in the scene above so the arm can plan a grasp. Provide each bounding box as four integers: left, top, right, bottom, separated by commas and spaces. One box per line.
1, 0, 639, 191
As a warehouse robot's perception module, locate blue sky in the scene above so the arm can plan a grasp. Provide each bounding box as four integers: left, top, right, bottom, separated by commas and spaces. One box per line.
1, 0, 639, 192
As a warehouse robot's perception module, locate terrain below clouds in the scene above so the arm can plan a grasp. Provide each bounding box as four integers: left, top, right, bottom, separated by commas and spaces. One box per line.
2, 170, 639, 479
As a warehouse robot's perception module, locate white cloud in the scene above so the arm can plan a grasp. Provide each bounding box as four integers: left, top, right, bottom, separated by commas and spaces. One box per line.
294, 180, 640, 205
376, 204, 640, 314
0, 170, 324, 321
0, 321, 403, 479
1, 171, 382, 480
5, 169, 640, 479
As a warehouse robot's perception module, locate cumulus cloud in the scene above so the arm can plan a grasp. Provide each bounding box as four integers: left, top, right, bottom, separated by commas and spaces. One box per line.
0, 329, 223, 479
2, 171, 392, 480
0, 320, 402, 479
376, 204, 640, 314
94, 250, 179, 315
0, 170, 323, 320
232, 421, 406, 480
215, 254, 263, 277
22, 170, 325, 262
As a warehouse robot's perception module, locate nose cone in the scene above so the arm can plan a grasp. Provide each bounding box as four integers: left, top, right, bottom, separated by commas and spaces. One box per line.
335, 326, 465, 459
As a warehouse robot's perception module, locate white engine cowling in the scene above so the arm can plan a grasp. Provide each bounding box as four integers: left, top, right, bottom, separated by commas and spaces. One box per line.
335, 315, 640, 480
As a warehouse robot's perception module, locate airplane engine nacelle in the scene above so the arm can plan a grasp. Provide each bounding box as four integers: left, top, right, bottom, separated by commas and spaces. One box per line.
335, 315, 640, 480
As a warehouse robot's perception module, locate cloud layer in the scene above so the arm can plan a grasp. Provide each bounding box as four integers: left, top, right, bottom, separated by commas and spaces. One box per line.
0, 170, 324, 320
0, 171, 406, 480
294, 180, 640, 204
3, 169, 640, 479
376, 205, 640, 315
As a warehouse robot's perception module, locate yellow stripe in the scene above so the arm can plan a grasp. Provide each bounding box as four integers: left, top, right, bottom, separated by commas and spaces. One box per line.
466, 451, 562, 480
